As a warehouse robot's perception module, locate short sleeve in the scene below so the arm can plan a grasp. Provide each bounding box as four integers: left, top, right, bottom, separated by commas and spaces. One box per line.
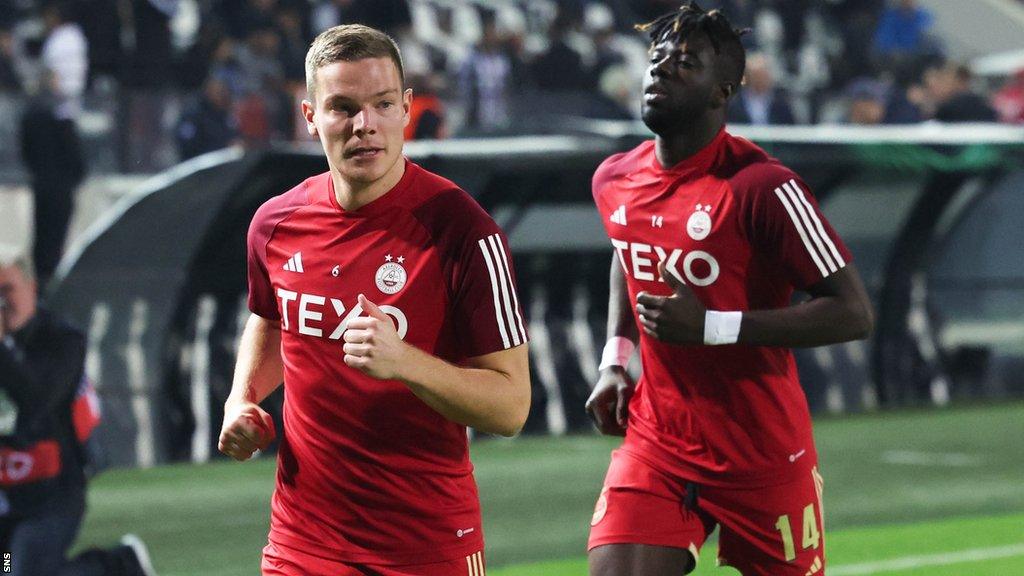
246, 215, 279, 320
747, 174, 853, 290
452, 228, 528, 357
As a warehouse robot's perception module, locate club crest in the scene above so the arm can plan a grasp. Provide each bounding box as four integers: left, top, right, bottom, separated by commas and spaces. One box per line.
687, 204, 713, 241
375, 255, 407, 294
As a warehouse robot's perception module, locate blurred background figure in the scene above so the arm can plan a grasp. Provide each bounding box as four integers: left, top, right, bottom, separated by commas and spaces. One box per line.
19, 71, 85, 288
405, 72, 447, 140
458, 9, 515, 133
873, 0, 937, 61
845, 77, 889, 125
728, 52, 795, 125
0, 245, 156, 576
175, 75, 239, 160
923, 61, 998, 122
992, 69, 1024, 124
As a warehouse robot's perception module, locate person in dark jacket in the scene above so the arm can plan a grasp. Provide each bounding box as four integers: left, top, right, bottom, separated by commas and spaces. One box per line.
19, 70, 85, 288
727, 52, 795, 125
0, 246, 156, 576
175, 75, 239, 160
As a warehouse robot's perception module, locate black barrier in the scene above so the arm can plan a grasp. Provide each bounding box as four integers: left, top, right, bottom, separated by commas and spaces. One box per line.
49, 127, 1024, 467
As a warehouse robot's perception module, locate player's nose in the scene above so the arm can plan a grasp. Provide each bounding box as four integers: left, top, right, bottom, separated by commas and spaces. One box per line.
352, 106, 378, 136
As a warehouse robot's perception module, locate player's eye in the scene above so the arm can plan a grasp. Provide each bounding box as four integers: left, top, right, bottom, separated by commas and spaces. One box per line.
378, 101, 394, 110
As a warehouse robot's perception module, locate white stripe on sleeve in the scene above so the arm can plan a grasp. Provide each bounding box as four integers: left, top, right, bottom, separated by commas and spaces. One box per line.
782, 181, 837, 273
789, 179, 846, 269
493, 234, 527, 344
478, 237, 511, 349
487, 234, 521, 346
773, 186, 829, 277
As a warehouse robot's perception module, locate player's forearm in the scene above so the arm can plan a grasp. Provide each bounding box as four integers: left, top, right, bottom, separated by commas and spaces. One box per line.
737, 295, 873, 347
227, 314, 284, 405
607, 254, 639, 343
397, 345, 531, 437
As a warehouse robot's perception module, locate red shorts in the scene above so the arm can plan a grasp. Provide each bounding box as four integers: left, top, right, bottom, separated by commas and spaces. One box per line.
262, 541, 487, 576
588, 449, 826, 576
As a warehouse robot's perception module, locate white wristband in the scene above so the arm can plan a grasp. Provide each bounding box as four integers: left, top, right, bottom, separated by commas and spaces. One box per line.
599, 337, 636, 370
703, 311, 742, 345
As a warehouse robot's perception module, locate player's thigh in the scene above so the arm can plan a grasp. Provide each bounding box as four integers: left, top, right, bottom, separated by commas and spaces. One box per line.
364, 550, 487, 576
705, 466, 826, 576
589, 543, 696, 576
588, 450, 710, 575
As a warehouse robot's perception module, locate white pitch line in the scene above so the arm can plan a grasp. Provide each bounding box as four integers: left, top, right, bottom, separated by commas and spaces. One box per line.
830, 543, 1024, 575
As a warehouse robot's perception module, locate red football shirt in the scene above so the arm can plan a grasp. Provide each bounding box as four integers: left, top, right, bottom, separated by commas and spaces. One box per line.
246, 159, 527, 564
593, 129, 852, 488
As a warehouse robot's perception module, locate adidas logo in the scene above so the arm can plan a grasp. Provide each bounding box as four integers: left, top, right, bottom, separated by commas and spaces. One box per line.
805, 555, 822, 576
610, 205, 627, 226
283, 252, 304, 273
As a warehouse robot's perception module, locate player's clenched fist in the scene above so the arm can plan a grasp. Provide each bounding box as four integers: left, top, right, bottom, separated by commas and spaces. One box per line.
343, 294, 409, 380
636, 261, 707, 344
219, 400, 275, 461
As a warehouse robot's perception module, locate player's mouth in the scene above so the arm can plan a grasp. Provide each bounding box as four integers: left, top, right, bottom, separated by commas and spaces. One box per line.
345, 147, 384, 160
644, 84, 669, 103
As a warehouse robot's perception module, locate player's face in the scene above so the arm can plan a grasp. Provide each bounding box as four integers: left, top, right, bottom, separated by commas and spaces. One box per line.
0, 265, 37, 333
303, 58, 411, 188
642, 36, 722, 135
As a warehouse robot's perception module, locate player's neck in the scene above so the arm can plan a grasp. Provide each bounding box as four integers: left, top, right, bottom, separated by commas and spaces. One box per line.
332, 158, 406, 211
654, 119, 723, 169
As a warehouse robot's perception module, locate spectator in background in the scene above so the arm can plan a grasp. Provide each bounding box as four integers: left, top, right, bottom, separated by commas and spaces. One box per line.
405, 73, 447, 140
531, 10, 589, 91
728, 52, 795, 125
175, 75, 239, 160
925, 62, 998, 122
873, 0, 935, 59
40, 1, 88, 119
0, 245, 157, 576
311, 0, 412, 37
125, 0, 174, 87
991, 69, 1024, 124
845, 77, 889, 124
458, 10, 514, 132
0, 27, 21, 92
235, 24, 289, 142
22, 2, 89, 286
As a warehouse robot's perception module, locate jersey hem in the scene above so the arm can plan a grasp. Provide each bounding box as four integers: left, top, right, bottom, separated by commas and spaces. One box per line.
269, 529, 485, 566
624, 433, 816, 489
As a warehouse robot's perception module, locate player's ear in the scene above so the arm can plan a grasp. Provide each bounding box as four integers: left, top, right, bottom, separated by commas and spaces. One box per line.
402, 88, 412, 129
712, 81, 734, 109
301, 99, 318, 137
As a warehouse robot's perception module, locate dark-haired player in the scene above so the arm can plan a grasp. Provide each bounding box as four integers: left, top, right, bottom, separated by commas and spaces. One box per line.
218, 24, 530, 576
585, 3, 874, 575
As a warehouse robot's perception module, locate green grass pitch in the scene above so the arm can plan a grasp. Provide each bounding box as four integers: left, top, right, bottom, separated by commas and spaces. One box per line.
73, 403, 1024, 575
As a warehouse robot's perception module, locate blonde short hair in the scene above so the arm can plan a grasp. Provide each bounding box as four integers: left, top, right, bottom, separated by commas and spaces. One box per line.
0, 244, 33, 281
305, 24, 404, 102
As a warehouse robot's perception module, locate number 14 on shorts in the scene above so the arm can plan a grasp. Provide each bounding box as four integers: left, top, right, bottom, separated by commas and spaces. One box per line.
775, 503, 821, 562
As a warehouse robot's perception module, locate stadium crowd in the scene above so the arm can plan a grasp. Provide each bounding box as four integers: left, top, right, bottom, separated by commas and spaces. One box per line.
0, 0, 1021, 163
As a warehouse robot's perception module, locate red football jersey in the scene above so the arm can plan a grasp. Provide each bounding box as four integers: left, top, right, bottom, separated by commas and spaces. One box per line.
593, 129, 852, 488
246, 159, 527, 564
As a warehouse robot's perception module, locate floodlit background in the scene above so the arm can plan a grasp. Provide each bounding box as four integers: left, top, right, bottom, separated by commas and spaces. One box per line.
1, 0, 1023, 574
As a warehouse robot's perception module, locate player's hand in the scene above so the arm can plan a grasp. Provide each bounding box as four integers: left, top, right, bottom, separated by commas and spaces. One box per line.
343, 294, 409, 380
218, 399, 275, 461
636, 261, 706, 345
585, 366, 635, 436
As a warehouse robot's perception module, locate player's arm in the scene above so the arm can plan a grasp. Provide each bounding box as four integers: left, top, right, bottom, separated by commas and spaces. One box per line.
585, 253, 639, 436
735, 264, 873, 346
637, 260, 874, 347
343, 295, 530, 437
219, 313, 281, 461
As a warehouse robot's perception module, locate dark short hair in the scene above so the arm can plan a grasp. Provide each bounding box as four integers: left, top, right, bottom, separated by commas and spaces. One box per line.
636, 1, 749, 89
305, 24, 404, 101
